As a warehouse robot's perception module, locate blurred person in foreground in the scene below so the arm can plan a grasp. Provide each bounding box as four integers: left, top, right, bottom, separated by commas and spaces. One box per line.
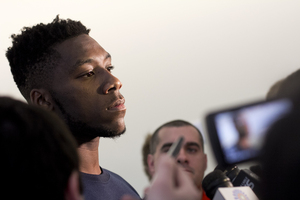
260, 90, 300, 199
255, 68, 300, 199
0, 96, 83, 200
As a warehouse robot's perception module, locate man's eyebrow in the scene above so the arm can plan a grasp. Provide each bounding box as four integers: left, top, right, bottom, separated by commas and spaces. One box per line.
160, 143, 173, 151
72, 58, 93, 69
70, 53, 111, 73
186, 142, 201, 148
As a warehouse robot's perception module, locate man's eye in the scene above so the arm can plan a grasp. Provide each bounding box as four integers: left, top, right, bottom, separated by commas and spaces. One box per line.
84, 71, 95, 77
187, 148, 198, 153
161, 147, 171, 153
107, 65, 114, 72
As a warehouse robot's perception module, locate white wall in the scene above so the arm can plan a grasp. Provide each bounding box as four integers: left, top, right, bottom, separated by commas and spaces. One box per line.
1, 0, 300, 196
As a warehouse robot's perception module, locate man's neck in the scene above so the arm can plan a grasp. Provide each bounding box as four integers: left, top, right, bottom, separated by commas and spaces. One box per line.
77, 137, 101, 175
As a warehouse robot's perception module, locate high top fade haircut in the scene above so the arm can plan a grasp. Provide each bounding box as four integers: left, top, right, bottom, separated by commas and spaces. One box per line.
6, 15, 90, 101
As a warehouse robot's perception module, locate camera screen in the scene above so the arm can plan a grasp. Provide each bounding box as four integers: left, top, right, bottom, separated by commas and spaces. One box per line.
213, 98, 292, 164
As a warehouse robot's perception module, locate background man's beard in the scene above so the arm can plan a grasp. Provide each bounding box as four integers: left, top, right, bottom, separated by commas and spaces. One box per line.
52, 95, 126, 143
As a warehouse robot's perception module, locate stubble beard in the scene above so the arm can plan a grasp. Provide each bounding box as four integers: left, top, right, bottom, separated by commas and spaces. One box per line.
51, 93, 126, 143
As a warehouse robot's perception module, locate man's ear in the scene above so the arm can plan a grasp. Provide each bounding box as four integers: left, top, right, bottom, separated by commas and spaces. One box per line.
65, 171, 83, 200
30, 89, 54, 110
147, 154, 156, 177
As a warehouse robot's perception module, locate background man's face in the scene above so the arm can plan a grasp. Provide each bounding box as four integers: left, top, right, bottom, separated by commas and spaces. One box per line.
50, 34, 126, 140
148, 126, 207, 189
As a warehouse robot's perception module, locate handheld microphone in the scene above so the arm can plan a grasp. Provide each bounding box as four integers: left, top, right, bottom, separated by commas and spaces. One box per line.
202, 170, 233, 199
202, 169, 259, 200
249, 164, 262, 177
224, 165, 261, 198
212, 186, 259, 200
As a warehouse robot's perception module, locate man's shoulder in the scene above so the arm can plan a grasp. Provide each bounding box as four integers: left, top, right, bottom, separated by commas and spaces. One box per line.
102, 168, 139, 192
102, 168, 122, 178
81, 168, 141, 200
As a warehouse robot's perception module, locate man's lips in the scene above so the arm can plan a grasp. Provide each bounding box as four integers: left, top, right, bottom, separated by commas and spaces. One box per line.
179, 165, 194, 174
183, 168, 194, 174
107, 98, 126, 111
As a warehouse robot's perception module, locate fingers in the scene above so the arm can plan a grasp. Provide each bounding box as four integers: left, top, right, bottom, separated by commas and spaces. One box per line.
150, 155, 175, 187
175, 167, 202, 199
147, 155, 175, 200
146, 154, 201, 200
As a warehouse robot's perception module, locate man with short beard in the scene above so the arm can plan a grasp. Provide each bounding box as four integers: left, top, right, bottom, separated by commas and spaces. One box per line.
147, 120, 209, 200
6, 16, 140, 200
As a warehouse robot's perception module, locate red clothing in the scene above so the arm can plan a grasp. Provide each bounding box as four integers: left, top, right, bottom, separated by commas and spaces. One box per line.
202, 190, 210, 200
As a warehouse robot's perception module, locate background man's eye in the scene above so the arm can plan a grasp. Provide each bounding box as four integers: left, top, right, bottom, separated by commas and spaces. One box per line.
161, 147, 170, 153
187, 148, 197, 153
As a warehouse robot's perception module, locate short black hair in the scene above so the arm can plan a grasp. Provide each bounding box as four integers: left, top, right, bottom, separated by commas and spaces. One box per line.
149, 119, 204, 154
142, 133, 152, 181
266, 69, 300, 100
0, 96, 80, 199
260, 108, 300, 200
6, 15, 90, 100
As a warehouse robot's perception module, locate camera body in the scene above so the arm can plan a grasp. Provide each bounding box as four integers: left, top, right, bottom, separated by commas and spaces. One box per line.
205, 98, 293, 167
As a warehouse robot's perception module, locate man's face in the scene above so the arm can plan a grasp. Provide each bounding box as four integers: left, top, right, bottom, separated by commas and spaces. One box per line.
148, 126, 207, 189
49, 34, 126, 140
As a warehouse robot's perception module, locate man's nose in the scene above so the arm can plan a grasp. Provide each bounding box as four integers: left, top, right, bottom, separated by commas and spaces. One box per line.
176, 148, 188, 164
102, 74, 122, 94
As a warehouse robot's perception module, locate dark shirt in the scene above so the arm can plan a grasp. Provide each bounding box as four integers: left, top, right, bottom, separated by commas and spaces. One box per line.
81, 167, 141, 200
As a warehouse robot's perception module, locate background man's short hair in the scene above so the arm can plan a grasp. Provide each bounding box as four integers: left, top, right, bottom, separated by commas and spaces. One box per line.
142, 133, 152, 181
149, 119, 204, 154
